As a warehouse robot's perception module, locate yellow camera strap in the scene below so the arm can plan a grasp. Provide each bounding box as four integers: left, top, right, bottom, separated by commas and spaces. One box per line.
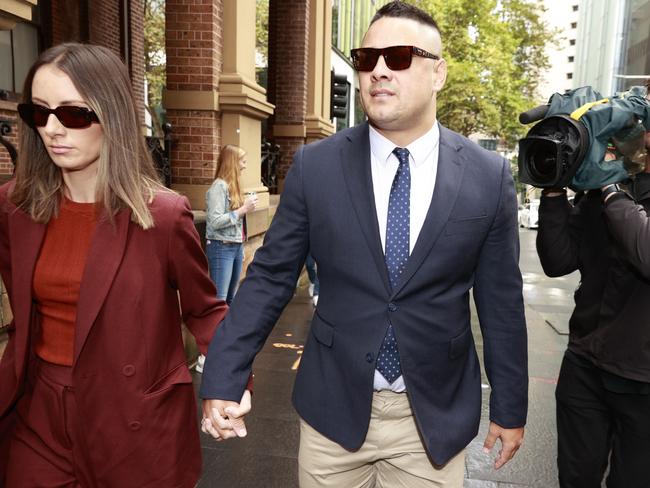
570, 98, 610, 120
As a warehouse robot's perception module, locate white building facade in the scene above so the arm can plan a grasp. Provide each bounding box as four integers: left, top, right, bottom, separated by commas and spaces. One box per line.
537, 0, 581, 101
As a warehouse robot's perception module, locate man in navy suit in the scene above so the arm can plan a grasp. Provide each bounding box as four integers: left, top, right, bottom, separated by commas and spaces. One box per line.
200, 2, 527, 486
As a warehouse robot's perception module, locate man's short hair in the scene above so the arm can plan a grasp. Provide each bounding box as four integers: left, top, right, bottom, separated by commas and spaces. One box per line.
371, 1, 441, 36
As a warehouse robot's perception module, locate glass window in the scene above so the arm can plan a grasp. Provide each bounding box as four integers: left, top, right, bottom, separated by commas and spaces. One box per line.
572, 5, 579, 11
479, 139, 497, 151
13, 23, 39, 93
567, 73, 573, 79
0, 21, 40, 94
568, 55, 574, 62
570, 22, 577, 29
0, 31, 12, 92
332, 0, 340, 49
569, 39, 576, 46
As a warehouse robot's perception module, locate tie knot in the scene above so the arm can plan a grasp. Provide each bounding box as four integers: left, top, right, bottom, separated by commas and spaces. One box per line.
392, 147, 410, 166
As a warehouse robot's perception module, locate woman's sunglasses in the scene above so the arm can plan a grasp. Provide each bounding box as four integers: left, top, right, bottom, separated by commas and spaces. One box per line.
350, 45, 440, 72
17, 103, 100, 129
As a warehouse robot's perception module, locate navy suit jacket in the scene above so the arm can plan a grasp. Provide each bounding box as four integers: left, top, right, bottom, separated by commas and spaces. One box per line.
200, 122, 528, 465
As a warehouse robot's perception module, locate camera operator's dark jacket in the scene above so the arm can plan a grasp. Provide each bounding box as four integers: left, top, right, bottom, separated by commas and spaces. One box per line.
537, 175, 650, 384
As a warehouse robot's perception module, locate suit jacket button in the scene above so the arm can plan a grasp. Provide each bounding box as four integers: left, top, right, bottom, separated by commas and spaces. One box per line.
366, 353, 374, 363
129, 421, 142, 431
388, 303, 398, 312
122, 365, 136, 377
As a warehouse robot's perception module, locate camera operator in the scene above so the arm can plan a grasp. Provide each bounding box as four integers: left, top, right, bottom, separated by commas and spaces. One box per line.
536, 89, 650, 488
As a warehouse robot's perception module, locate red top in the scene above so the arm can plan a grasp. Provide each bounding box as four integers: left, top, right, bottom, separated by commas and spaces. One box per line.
33, 197, 98, 365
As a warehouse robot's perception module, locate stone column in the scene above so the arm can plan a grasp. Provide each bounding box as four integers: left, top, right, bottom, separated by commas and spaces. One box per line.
305, 0, 335, 143
220, 0, 274, 241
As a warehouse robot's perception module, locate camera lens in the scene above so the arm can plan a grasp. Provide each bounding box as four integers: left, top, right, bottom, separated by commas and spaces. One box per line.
528, 140, 557, 184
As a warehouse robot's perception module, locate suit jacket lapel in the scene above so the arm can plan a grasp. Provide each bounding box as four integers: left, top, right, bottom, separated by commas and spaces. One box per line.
73, 209, 130, 367
339, 123, 391, 295
9, 210, 45, 377
392, 125, 465, 297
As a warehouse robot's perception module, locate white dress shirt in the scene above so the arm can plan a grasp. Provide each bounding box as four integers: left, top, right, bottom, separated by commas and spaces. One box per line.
369, 123, 440, 392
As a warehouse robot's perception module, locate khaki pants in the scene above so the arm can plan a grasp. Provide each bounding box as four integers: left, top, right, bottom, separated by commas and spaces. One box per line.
298, 391, 465, 488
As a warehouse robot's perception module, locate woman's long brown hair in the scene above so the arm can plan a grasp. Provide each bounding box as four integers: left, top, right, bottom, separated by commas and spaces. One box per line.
11, 43, 167, 229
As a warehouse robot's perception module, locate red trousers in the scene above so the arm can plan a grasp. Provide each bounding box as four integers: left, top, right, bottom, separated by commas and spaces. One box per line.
6, 359, 93, 487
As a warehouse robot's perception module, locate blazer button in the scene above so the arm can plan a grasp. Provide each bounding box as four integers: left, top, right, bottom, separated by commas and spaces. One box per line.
388, 303, 398, 312
129, 421, 142, 431
122, 365, 136, 377
366, 353, 374, 363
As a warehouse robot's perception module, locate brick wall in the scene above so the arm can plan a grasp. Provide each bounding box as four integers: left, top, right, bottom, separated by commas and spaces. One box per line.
166, 110, 221, 185
88, 1, 121, 52
166, 0, 224, 185
50, 0, 85, 45
267, 0, 310, 182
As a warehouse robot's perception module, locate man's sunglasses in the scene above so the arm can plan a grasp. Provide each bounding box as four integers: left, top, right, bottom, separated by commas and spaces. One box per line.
350, 45, 440, 72
18, 103, 100, 129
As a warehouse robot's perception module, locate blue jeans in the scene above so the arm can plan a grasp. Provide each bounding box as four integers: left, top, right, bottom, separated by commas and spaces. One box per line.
305, 254, 319, 296
206, 240, 243, 305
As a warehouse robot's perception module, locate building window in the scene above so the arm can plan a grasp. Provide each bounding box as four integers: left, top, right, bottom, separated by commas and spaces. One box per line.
569, 39, 576, 46
0, 22, 40, 95
568, 56, 574, 63
571, 22, 577, 29
567, 73, 573, 80
572, 5, 578, 11
478, 139, 497, 151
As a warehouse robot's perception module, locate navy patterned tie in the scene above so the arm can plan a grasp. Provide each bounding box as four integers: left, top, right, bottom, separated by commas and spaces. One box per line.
376, 147, 410, 384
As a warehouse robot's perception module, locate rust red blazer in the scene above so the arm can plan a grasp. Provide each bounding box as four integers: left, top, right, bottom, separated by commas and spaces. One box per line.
0, 182, 227, 487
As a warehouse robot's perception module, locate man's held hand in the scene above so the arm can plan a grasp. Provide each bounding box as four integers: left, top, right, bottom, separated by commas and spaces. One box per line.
201, 390, 252, 441
482, 422, 525, 469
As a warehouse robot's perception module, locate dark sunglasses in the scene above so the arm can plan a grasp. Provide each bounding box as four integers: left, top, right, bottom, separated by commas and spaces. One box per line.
17, 103, 100, 129
350, 45, 440, 72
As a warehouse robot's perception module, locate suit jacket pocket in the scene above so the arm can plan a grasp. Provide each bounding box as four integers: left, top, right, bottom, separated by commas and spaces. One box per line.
444, 215, 488, 236
449, 327, 472, 359
311, 312, 334, 347
144, 361, 193, 397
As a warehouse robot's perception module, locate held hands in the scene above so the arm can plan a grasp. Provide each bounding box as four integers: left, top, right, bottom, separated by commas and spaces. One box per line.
201, 390, 252, 441
482, 422, 524, 469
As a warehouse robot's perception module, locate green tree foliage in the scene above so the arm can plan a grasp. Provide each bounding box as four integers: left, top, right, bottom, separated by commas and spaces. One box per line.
414, 0, 556, 143
256, 0, 269, 64
144, 0, 165, 113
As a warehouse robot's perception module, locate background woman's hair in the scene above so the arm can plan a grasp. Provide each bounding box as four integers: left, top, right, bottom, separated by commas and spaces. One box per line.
11, 42, 167, 229
215, 145, 245, 209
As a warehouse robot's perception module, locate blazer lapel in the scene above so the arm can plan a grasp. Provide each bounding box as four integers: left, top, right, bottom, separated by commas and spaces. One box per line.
392, 125, 466, 297
339, 123, 391, 294
73, 209, 130, 367
9, 210, 46, 377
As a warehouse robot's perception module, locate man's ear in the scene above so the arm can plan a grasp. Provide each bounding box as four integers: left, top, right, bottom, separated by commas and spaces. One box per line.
433, 58, 447, 92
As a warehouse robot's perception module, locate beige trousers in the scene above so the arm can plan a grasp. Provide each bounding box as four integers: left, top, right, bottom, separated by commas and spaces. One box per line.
298, 391, 466, 488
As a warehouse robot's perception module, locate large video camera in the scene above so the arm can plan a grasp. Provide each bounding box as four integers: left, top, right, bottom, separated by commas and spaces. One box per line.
518, 86, 650, 190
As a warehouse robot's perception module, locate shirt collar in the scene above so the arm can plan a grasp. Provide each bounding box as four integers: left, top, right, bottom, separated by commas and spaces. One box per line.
369, 123, 440, 167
